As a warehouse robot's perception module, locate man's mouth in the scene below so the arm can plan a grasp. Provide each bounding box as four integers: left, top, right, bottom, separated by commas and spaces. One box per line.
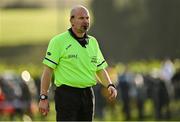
83, 25, 89, 30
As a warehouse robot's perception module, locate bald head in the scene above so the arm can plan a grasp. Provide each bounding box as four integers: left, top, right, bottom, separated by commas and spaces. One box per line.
70, 5, 89, 19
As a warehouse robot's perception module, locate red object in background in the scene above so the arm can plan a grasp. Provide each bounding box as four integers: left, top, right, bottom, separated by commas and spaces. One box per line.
0, 92, 5, 101
2, 104, 15, 114
0, 92, 15, 115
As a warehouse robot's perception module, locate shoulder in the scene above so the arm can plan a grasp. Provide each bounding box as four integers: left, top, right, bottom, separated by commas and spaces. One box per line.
88, 35, 99, 44
47, 31, 70, 51
88, 35, 97, 41
50, 31, 70, 44
88, 35, 100, 48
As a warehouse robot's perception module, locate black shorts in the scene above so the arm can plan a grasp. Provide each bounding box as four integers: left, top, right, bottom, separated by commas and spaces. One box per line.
54, 85, 95, 121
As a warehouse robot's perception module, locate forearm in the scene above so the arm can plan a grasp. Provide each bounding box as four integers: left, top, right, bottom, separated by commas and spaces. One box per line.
96, 68, 112, 87
40, 66, 53, 95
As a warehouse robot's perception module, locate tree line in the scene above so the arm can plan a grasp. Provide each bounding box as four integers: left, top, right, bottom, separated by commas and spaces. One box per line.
90, 0, 180, 63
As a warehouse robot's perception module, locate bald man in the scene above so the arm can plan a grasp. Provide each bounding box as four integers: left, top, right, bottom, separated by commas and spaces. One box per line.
38, 5, 117, 121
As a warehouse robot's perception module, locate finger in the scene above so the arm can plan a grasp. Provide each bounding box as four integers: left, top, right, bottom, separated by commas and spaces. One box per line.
39, 107, 43, 113
108, 88, 112, 95
42, 111, 48, 116
39, 104, 44, 113
44, 108, 49, 116
39, 107, 41, 112
110, 92, 115, 99
41, 108, 46, 114
42, 112, 46, 116
109, 89, 113, 98
39, 105, 45, 111
109, 93, 114, 100
115, 90, 117, 97
113, 89, 117, 98
109, 90, 116, 100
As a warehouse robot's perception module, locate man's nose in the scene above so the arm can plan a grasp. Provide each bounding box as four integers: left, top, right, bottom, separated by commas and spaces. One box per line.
84, 18, 89, 23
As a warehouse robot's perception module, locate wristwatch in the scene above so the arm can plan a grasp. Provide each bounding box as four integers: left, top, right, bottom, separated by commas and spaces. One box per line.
40, 94, 48, 100
107, 84, 116, 89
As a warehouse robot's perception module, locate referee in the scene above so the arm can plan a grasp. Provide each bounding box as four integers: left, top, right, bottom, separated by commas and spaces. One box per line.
38, 5, 117, 121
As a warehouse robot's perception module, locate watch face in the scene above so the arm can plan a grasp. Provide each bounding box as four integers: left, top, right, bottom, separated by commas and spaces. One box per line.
41, 95, 45, 99
40, 95, 47, 100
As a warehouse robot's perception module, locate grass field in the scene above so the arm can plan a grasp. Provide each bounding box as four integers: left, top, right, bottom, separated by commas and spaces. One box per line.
0, 8, 94, 46
0, 8, 70, 46
1, 100, 180, 121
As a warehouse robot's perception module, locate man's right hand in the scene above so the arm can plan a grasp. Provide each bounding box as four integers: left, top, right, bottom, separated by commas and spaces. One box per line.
39, 99, 49, 116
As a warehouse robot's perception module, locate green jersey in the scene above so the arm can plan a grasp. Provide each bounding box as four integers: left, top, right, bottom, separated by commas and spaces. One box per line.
43, 30, 108, 88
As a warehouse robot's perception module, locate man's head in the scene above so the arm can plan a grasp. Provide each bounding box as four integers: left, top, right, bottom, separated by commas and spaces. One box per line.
70, 5, 90, 34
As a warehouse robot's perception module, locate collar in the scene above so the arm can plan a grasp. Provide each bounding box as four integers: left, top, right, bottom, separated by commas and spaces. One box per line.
68, 28, 89, 48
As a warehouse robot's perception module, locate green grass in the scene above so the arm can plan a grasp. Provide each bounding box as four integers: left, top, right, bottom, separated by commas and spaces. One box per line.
1, 98, 180, 121
0, 8, 94, 46
1, 99, 180, 121
0, 8, 70, 46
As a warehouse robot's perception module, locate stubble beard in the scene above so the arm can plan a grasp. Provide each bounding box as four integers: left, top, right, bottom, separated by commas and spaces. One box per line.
81, 25, 89, 33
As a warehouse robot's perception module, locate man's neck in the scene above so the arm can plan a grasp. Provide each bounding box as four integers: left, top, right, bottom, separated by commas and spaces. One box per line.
72, 28, 85, 38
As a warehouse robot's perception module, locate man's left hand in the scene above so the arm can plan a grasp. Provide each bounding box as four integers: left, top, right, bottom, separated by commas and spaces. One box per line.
108, 86, 117, 100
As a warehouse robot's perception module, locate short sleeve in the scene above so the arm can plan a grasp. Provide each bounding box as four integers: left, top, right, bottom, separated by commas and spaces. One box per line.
96, 41, 108, 71
43, 37, 61, 69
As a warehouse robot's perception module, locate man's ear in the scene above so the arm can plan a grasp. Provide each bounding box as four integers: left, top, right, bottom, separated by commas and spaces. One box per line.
70, 17, 74, 26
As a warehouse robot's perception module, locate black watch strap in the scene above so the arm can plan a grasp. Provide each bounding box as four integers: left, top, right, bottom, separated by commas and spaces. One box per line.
40, 94, 48, 100
107, 84, 116, 89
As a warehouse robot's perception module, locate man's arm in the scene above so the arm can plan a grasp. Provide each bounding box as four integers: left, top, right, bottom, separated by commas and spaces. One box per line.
39, 66, 53, 116
96, 69, 112, 87
96, 68, 117, 100
40, 66, 53, 95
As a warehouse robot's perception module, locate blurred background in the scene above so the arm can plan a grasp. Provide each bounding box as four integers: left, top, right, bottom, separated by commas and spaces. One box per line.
0, 0, 180, 121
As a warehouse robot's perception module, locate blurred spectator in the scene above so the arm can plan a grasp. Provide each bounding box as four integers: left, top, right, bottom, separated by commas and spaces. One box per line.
160, 59, 175, 81
171, 68, 180, 99
147, 70, 170, 120
154, 78, 170, 120
0, 81, 15, 120
117, 66, 134, 120
0, 72, 33, 120
160, 59, 175, 99
134, 73, 146, 120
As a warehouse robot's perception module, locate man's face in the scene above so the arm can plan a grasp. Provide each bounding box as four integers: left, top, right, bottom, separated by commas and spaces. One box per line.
71, 9, 90, 33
